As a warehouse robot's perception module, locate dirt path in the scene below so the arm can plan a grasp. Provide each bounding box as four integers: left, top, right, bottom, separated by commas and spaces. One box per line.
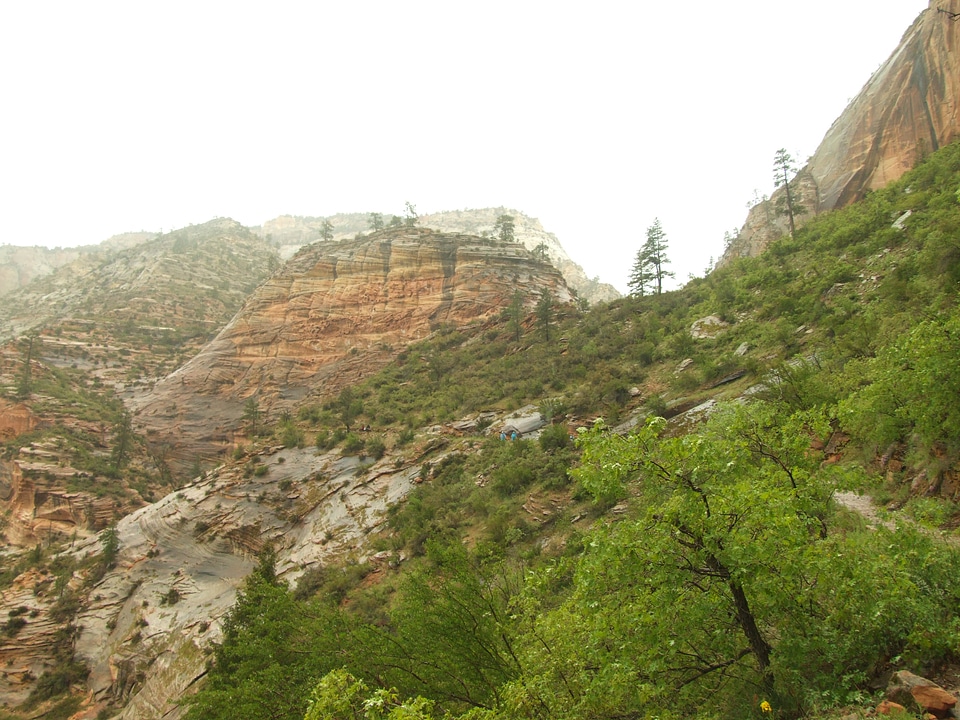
834, 491, 897, 531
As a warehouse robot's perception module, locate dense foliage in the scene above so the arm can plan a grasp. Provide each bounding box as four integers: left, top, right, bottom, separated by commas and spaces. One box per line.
181, 142, 960, 720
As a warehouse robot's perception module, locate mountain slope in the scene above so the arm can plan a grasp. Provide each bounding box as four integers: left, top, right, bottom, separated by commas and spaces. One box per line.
131, 226, 573, 471
725, 0, 960, 260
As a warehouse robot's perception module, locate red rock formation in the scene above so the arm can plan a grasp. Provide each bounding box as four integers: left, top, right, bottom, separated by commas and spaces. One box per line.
132, 227, 573, 469
724, 1, 960, 262
0, 400, 39, 441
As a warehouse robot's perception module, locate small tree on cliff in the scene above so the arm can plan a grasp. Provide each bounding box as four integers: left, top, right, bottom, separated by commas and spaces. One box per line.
319, 219, 334, 242
508, 290, 524, 342
368, 212, 384, 231
243, 397, 261, 437
16, 336, 35, 400
494, 214, 515, 244
536, 288, 554, 342
630, 218, 674, 296
773, 148, 803, 237
627, 244, 654, 297
404, 202, 419, 226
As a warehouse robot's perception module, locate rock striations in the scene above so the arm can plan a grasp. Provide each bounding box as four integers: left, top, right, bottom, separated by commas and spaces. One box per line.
132, 226, 573, 470
252, 209, 620, 305
724, 0, 960, 261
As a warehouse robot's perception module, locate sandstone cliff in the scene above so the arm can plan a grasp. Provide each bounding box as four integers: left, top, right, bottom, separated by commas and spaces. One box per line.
254, 210, 620, 305
724, 0, 960, 261
132, 227, 573, 471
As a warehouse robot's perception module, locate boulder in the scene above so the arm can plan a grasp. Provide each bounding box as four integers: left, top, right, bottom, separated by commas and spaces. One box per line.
886, 670, 958, 718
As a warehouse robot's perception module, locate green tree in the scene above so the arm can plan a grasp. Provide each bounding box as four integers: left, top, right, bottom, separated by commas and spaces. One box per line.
508, 290, 524, 342
243, 397, 261, 436
531, 242, 549, 262
626, 244, 654, 297
111, 412, 134, 470
535, 289, 553, 342
494, 214, 515, 244
334, 387, 364, 430
184, 550, 338, 720
304, 669, 436, 720
840, 313, 960, 461
353, 541, 522, 711
404, 202, 419, 226
320, 220, 334, 241
565, 405, 839, 709
369, 213, 385, 231
773, 148, 802, 236
16, 336, 35, 400
640, 218, 673, 294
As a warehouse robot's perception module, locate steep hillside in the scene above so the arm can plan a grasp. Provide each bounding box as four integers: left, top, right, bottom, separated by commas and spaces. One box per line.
725, 0, 960, 260
0, 234, 155, 298
0, 141, 959, 720
0, 220, 281, 551
132, 226, 573, 472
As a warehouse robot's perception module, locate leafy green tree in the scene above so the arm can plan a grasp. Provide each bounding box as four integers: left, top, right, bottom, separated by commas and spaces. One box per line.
531, 242, 548, 262
840, 313, 960, 460
773, 148, 802, 236
334, 387, 364, 430
494, 214, 515, 244
563, 405, 838, 709
535, 289, 553, 342
353, 541, 523, 711
320, 220, 334, 241
369, 213, 385, 231
304, 669, 436, 720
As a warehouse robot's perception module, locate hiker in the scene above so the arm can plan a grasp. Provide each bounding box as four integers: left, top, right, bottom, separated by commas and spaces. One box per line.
499, 430, 506, 441
511, 430, 518, 441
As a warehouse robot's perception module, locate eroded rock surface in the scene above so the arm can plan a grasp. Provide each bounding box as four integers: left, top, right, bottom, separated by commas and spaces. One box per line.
73, 442, 425, 719
132, 227, 573, 470
724, 1, 960, 262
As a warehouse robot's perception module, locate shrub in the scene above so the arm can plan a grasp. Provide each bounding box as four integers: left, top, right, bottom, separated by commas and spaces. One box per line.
342, 433, 364, 454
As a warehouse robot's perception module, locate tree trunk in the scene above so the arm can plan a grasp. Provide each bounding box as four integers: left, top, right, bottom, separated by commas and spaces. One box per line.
729, 577, 774, 692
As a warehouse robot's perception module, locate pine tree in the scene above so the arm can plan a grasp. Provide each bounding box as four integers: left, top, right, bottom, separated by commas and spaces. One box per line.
494, 214, 515, 243
773, 148, 802, 236
627, 245, 654, 297
630, 218, 674, 296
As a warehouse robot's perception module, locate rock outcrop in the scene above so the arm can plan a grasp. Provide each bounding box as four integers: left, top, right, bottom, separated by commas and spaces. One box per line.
73, 440, 428, 719
132, 227, 573, 471
254, 209, 621, 306
724, 0, 960, 262
419, 208, 621, 305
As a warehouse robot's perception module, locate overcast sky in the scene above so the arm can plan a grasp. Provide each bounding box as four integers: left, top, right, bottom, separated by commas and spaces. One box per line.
0, 1, 929, 294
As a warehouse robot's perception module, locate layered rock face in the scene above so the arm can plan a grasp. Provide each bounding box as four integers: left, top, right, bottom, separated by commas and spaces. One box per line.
132, 227, 573, 470
724, 0, 960, 261
254, 209, 620, 305
419, 208, 621, 304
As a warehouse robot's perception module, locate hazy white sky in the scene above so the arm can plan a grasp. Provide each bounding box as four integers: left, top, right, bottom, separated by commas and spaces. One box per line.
0, 1, 929, 294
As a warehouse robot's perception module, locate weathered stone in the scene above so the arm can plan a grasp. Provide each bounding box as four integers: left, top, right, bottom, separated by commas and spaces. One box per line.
887, 670, 958, 718
877, 699, 908, 715
690, 315, 728, 339
132, 228, 572, 472
723, 1, 960, 263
